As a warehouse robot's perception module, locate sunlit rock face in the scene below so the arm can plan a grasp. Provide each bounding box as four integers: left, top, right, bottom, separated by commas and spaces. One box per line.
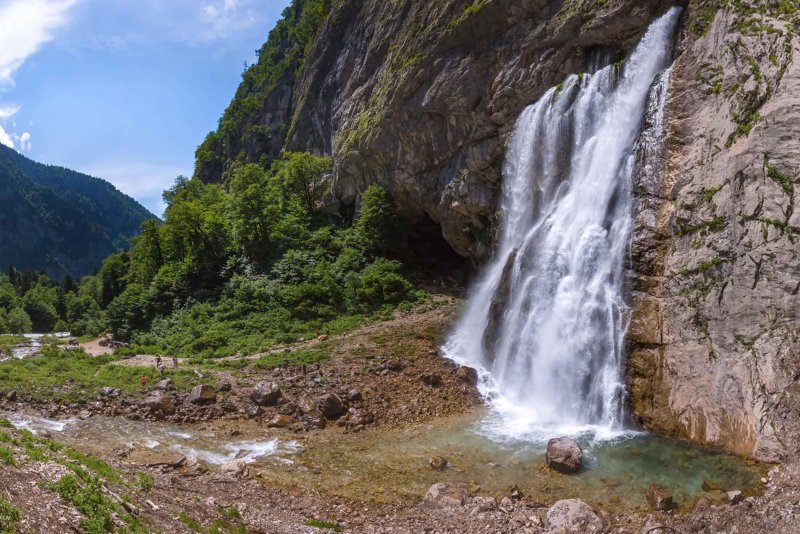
627, 4, 800, 461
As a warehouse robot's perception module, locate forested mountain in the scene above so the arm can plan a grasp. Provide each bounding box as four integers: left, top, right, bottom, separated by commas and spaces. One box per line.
0, 144, 154, 278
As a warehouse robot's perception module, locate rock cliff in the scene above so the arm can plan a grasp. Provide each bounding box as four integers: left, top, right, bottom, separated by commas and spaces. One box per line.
628, 1, 800, 461
198, 0, 799, 459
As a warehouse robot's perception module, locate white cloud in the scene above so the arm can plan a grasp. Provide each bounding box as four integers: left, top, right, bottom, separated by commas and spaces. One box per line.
0, 105, 20, 119
17, 131, 31, 151
0, 0, 77, 87
0, 125, 13, 148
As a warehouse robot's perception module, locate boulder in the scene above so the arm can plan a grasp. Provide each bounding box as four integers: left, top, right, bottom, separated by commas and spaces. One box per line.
141, 392, 175, 415
297, 396, 317, 414
6, 390, 17, 401
220, 460, 247, 477
246, 405, 263, 419
645, 484, 674, 511
424, 483, 465, 508
727, 490, 743, 505
154, 378, 173, 390
317, 393, 345, 419
429, 456, 448, 470
545, 499, 603, 533
188, 385, 217, 405
455, 366, 479, 386
250, 381, 281, 406
216, 381, 232, 392
100, 387, 121, 397
421, 373, 442, 387
546, 436, 583, 473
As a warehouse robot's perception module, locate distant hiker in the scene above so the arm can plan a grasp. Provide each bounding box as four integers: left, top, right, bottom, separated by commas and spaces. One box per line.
172, 356, 178, 368
157, 363, 165, 379
140, 375, 148, 387
155, 356, 162, 367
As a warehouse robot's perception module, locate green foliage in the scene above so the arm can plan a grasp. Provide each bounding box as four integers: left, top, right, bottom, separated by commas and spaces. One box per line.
305, 519, 343, 532
178, 512, 202, 532
0, 445, 16, 466
0, 346, 199, 402
135, 472, 154, 492
0, 143, 153, 279
49, 475, 116, 533
5, 307, 31, 334
0, 499, 21, 534
194, 0, 333, 182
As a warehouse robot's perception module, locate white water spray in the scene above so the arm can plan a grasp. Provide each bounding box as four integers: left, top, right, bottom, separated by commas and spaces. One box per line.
444, 8, 680, 440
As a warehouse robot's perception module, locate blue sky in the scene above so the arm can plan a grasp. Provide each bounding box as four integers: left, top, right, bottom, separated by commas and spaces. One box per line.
0, 0, 291, 216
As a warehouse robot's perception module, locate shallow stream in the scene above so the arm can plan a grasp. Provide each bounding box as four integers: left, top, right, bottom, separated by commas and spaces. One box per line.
5, 409, 765, 513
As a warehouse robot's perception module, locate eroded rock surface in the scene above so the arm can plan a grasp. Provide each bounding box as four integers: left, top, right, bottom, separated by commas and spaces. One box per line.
628, 2, 800, 461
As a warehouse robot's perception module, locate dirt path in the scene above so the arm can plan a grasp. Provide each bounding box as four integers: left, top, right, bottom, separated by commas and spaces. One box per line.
79, 338, 114, 357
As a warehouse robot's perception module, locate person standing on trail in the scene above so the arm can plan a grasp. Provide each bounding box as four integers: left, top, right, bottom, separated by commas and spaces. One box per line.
140, 375, 148, 387
172, 356, 178, 368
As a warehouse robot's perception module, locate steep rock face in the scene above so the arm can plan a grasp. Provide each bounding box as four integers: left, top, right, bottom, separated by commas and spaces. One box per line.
287, 0, 675, 261
628, 2, 800, 461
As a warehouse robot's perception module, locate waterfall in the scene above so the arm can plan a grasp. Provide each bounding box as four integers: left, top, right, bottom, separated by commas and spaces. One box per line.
443, 8, 680, 440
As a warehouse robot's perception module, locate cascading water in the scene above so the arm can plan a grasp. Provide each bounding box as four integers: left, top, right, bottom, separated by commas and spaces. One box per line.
444, 8, 681, 440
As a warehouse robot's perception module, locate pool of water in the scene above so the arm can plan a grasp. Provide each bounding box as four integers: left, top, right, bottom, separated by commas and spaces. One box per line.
4, 410, 765, 512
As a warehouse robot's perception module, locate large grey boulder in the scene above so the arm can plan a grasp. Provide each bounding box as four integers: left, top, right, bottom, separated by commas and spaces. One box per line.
188, 384, 217, 405
546, 436, 583, 473
545, 499, 603, 533
141, 391, 175, 415
250, 381, 281, 406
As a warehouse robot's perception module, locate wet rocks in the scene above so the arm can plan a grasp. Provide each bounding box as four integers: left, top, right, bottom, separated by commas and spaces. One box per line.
545, 499, 603, 533
188, 385, 217, 405
645, 483, 674, 511
429, 456, 448, 470
455, 366, 479, 386
250, 381, 282, 406
317, 393, 345, 419
702, 479, 724, 492
727, 490, 743, 505
141, 391, 175, 416
545, 436, 582, 473
424, 483, 466, 508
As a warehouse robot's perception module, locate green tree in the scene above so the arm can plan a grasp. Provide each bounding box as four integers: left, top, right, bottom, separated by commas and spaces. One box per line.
356, 184, 397, 254
22, 284, 59, 332
7, 307, 32, 334
273, 152, 332, 215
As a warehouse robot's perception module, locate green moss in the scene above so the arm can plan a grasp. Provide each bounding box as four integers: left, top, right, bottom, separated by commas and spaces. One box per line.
676, 216, 727, 237
767, 163, 795, 196
305, 519, 343, 532
445, 0, 487, 33
0, 499, 21, 534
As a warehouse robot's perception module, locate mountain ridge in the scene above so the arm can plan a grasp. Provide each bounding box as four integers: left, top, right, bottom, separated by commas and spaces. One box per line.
0, 144, 155, 278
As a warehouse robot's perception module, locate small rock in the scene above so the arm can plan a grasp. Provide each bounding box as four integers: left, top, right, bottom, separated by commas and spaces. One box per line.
645, 484, 674, 511
153, 379, 173, 390
100, 387, 121, 397
348, 389, 363, 402
188, 384, 217, 405
499, 496, 515, 513
421, 373, 442, 387
266, 414, 295, 428
301, 413, 326, 430
546, 436, 582, 473
424, 483, 465, 508
216, 381, 232, 392
727, 490, 743, 505
317, 393, 345, 419
297, 397, 317, 414
386, 359, 405, 371
250, 381, 282, 406
220, 460, 247, 477
6, 390, 16, 401
455, 366, 479, 386
545, 499, 603, 533
246, 405, 263, 419
429, 456, 448, 470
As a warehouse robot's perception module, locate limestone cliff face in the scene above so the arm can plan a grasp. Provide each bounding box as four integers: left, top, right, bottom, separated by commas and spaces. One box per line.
286, 0, 675, 261
628, 2, 800, 461
205, 0, 799, 459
